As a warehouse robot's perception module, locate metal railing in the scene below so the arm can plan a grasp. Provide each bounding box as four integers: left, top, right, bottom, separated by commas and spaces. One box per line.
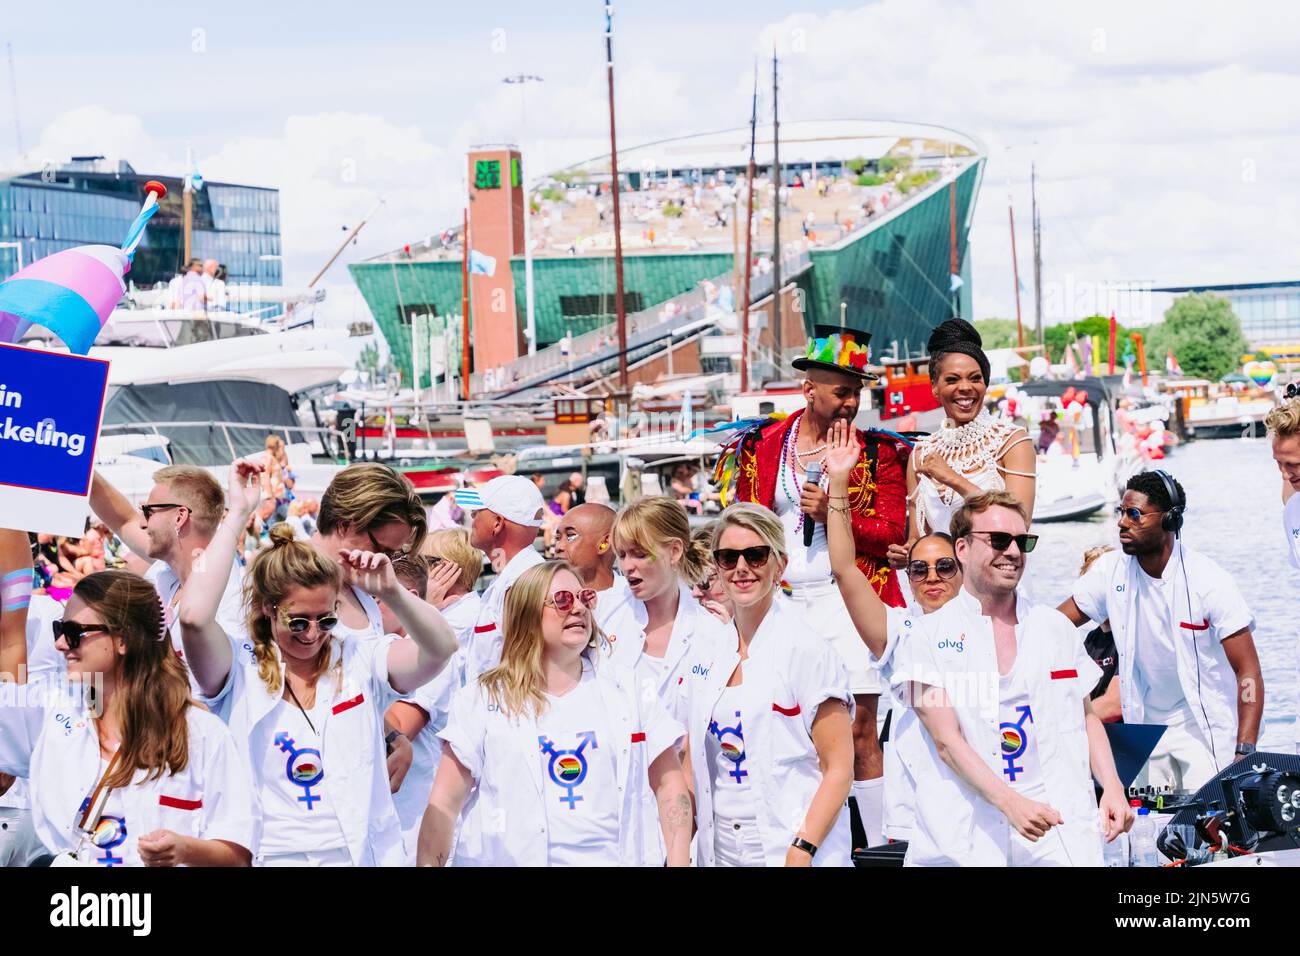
100, 420, 350, 466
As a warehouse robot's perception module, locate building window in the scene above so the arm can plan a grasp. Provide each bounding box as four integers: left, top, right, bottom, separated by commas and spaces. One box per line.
559, 292, 645, 322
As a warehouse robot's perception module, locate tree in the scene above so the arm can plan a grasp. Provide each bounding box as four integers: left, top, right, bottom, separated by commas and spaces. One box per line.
1043, 314, 1129, 367
974, 318, 1020, 349
1144, 293, 1248, 381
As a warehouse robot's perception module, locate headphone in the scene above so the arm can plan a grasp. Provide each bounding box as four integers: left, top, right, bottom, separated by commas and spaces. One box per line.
1151, 469, 1185, 537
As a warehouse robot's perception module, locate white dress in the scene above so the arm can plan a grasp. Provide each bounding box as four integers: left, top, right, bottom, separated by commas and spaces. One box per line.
912, 411, 1033, 535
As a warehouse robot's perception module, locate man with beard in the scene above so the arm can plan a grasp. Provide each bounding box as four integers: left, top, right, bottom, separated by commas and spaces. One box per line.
893, 490, 1132, 866
722, 323, 908, 852
1058, 471, 1262, 791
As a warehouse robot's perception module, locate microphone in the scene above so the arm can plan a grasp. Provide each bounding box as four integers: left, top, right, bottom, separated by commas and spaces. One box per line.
803, 461, 823, 547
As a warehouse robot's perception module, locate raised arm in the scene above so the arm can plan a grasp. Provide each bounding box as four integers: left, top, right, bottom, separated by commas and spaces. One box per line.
417, 742, 474, 866
849, 433, 909, 558
178, 460, 264, 697
0, 529, 32, 683
89, 471, 151, 557
337, 551, 457, 695
826, 420, 889, 656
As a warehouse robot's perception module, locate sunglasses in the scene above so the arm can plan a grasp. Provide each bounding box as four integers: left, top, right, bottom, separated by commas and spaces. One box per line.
544, 589, 598, 613
712, 546, 773, 570
52, 620, 113, 649
141, 502, 186, 521
906, 557, 960, 583
967, 531, 1038, 553
366, 529, 410, 560
1115, 506, 1161, 523
274, 605, 340, 634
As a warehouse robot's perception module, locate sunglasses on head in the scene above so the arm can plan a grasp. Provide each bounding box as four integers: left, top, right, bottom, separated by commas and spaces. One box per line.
52, 620, 113, 649
967, 531, 1038, 553
274, 606, 340, 634
544, 589, 598, 613
141, 502, 186, 521
906, 557, 960, 583
712, 546, 773, 570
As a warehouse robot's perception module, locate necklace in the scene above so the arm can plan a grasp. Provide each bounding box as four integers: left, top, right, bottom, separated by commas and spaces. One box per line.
284, 675, 319, 735
916, 410, 1012, 507
780, 416, 828, 532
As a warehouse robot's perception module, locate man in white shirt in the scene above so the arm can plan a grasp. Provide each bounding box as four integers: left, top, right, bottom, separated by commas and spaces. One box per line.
457, 475, 546, 683
90, 466, 245, 654
1266, 397, 1300, 752
553, 503, 631, 628
893, 490, 1132, 866
1058, 471, 1262, 790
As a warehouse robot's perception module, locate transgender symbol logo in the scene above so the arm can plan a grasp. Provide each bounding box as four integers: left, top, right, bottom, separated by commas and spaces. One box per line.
539, 731, 597, 810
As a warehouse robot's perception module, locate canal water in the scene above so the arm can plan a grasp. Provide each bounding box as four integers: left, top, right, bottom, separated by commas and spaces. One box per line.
1017, 435, 1296, 751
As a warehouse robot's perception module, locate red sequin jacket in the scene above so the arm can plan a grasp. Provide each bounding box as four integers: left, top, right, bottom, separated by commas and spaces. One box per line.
733, 409, 909, 608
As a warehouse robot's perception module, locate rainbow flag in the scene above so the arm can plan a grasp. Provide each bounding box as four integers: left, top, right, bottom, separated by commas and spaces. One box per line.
0, 181, 165, 355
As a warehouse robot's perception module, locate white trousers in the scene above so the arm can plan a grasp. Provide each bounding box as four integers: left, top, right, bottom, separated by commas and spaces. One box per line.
0, 807, 46, 867
713, 816, 766, 867
258, 846, 353, 867
1139, 711, 1221, 792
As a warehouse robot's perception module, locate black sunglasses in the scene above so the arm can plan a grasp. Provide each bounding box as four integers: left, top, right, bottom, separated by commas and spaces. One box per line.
712, 546, 773, 570
967, 531, 1038, 553
141, 502, 186, 521
907, 557, 960, 583
52, 620, 113, 649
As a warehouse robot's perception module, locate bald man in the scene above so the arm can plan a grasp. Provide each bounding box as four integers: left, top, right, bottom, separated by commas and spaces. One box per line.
554, 502, 631, 628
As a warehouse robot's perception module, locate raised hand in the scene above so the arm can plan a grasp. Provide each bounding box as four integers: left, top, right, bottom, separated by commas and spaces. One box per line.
825, 419, 861, 480
338, 549, 398, 599
426, 559, 463, 609
228, 458, 266, 517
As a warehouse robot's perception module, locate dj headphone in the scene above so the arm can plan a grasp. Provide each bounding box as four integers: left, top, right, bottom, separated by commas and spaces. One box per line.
1151, 469, 1186, 537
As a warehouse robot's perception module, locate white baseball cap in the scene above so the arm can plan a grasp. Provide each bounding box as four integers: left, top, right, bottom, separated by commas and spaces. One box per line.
454, 475, 547, 528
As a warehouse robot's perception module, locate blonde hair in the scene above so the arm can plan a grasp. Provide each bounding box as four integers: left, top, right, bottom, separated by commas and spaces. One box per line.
479, 560, 604, 719
710, 502, 787, 560
949, 490, 1029, 540
391, 554, 429, 599
242, 523, 342, 695
613, 496, 706, 583
318, 463, 428, 553
1265, 398, 1300, 439
421, 528, 484, 593
152, 465, 224, 538
1079, 545, 1113, 577
74, 571, 192, 790
686, 524, 717, 587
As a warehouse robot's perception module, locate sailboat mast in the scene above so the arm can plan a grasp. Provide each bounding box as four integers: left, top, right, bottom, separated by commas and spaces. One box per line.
1008, 183, 1024, 349
739, 63, 758, 393
1031, 161, 1043, 346
771, 48, 781, 357
183, 142, 193, 265
603, 0, 628, 391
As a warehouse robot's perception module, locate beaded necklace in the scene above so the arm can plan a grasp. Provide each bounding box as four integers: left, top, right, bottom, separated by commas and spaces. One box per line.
779, 414, 829, 533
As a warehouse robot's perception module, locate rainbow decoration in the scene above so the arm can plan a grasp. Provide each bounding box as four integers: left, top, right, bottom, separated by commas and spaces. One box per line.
556, 755, 583, 782
0, 181, 167, 355
804, 331, 871, 373
1244, 360, 1276, 388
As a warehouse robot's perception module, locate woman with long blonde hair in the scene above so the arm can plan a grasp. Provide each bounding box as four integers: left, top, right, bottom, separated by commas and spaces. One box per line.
418, 560, 692, 867
179, 461, 458, 866
0, 569, 256, 867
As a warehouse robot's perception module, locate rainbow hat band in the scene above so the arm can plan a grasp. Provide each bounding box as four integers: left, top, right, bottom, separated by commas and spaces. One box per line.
791, 323, 878, 381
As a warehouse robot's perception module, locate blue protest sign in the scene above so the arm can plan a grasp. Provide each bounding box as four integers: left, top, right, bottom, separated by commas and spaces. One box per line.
0, 343, 109, 534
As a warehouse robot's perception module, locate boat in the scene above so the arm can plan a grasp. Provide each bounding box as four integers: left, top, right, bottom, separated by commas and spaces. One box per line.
1162, 378, 1276, 439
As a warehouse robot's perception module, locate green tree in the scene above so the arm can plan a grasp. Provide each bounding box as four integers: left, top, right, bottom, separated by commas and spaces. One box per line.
1043, 315, 1129, 367
974, 318, 1020, 349
1144, 293, 1248, 381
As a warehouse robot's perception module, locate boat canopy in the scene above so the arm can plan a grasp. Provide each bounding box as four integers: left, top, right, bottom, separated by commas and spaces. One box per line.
1016, 377, 1114, 457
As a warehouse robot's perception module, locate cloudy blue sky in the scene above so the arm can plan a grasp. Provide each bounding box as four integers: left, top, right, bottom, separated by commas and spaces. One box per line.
6, 0, 1299, 333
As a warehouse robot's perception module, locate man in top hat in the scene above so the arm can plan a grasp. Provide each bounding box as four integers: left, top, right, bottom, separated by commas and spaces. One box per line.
728, 322, 910, 851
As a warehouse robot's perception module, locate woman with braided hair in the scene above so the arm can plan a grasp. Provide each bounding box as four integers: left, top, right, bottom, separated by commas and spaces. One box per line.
0, 569, 257, 866
895, 319, 1036, 560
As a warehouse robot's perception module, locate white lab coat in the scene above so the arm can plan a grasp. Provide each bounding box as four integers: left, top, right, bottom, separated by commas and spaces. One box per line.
200, 632, 405, 867
676, 599, 854, 867
600, 580, 731, 719
463, 547, 545, 684
1072, 544, 1254, 775
0, 681, 257, 864
439, 651, 684, 867
593, 574, 635, 632
890, 588, 1104, 867
871, 605, 924, 842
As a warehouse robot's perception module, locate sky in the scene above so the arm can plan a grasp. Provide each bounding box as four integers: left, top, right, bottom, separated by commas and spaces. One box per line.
5, 0, 1299, 339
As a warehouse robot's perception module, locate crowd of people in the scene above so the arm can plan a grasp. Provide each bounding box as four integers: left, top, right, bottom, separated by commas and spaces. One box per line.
0, 315, 1292, 868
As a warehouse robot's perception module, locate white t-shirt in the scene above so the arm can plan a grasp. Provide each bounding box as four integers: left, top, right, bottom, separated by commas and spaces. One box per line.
537, 661, 621, 867
998, 647, 1047, 800
773, 471, 832, 585
705, 682, 757, 822
1132, 566, 1183, 714
78, 760, 133, 868
257, 690, 348, 856
1284, 493, 1300, 570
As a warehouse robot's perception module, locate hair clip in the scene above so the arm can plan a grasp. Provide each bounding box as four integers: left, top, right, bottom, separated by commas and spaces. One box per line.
1286, 383, 1299, 399
157, 594, 170, 642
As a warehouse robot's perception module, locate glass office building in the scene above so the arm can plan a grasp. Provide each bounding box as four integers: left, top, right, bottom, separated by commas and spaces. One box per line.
0, 159, 281, 288
1153, 281, 1300, 347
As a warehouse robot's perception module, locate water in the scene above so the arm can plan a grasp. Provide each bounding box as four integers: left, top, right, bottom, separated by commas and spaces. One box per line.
1016, 437, 1296, 751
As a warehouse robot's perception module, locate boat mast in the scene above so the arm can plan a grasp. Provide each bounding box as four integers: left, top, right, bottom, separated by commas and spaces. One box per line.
603, 0, 628, 391
739, 62, 758, 393
1007, 178, 1025, 348
308, 198, 385, 288
1031, 160, 1044, 347
183, 142, 193, 265
770, 47, 781, 357
461, 207, 471, 402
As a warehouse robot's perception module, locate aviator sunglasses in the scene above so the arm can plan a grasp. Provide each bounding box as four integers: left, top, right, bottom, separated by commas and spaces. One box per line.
51, 621, 113, 650
712, 546, 773, 570
544, 589, 598, 613
966, 531, 1038, 553
906, 557, 960, 583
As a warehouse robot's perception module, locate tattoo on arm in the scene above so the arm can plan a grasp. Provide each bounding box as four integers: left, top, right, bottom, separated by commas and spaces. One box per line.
665, 793, 692, 830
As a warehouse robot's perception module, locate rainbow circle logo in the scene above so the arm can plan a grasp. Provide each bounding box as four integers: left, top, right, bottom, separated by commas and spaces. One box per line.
720, 736, 744, 762
91, 816, 124, 848
290, 751, 324, 786
1001, 728, 1023, 755
556, 755, 583, 782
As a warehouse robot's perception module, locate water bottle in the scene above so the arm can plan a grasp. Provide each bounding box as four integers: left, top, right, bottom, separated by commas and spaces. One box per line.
1103, 831, 1130, 867
1129, 808, 1158, 867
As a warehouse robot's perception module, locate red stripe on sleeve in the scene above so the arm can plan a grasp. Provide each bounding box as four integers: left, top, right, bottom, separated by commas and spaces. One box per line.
630, 732, 646, 743
772, 702, 801, 716
1050, 669, 1078, 680
332, 693, 365, 715
158, 795, 202, 811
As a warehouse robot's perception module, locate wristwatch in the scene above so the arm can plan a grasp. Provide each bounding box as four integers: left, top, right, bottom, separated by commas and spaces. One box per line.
1234, 742, 1256, 757
790, 837, 818, 858
385, 729, 405, 754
